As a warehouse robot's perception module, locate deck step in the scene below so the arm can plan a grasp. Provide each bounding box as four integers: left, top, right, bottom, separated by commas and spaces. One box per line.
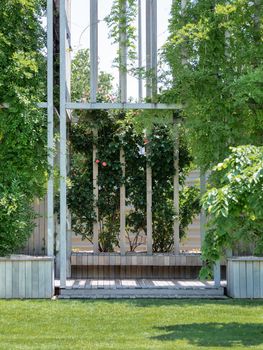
58, 279, 226, 299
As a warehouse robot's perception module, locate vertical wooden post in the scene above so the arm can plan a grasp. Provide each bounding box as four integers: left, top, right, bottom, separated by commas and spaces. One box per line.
119, 0, 127, 255
214, 261, 221, 287
66, 208, 72, 278
146, 152, 153, 254
93, 129, 99, 254
173, 115, 180, 254
120, 148, 126, 255
90, 0, 99, 254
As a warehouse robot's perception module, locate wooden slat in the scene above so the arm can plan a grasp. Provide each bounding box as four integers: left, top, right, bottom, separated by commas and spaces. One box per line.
5, 262, 12, 298
253, 261, 260, 298
0, 261, 6, 298
32, 261, 39, 298
25, 261, 32, 298
246, 261, 254, 298
12, 262, 19, 298
38, 260, 46, 298
18, 261, 26, 298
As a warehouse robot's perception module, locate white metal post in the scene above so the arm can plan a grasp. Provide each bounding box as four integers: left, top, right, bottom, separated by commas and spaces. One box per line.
151, 0, 157, 99
138, 0, 143, 101
119, 0, 127, 103
66, 0, 72, 279
47, 0, 54, 257
90, 0, 98, 103
119, 0, 127, 255
59, 0, 67, 288
145, 0, 154, 255
146, 0, 152, 98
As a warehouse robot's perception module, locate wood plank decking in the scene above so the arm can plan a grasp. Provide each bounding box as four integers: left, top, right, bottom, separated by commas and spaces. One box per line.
57, 279, 226, 299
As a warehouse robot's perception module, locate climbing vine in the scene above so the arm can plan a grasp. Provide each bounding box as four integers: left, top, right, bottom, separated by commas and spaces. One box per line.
0, 0, 47, 256
68, 103, 200, 252
105, 0, 138, 72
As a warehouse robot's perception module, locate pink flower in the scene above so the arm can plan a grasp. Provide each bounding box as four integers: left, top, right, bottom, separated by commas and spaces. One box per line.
95, 159, 100, 164
102, 162, 107, 167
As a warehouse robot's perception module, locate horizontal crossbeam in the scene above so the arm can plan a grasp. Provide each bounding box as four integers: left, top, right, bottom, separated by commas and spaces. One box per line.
65, 102, 182, 110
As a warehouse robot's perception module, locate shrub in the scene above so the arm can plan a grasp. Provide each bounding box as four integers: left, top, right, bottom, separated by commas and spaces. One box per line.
201, 145, 263, 278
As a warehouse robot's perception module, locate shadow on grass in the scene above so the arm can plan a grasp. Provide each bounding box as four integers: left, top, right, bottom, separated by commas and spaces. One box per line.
121, 299, 263, 308
151, 322, 263, 347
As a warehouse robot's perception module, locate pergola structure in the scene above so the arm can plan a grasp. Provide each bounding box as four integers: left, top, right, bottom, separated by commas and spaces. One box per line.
41, 0, 221, 290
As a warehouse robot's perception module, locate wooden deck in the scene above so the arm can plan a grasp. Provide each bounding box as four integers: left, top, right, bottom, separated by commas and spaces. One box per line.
57, 279, 226, 299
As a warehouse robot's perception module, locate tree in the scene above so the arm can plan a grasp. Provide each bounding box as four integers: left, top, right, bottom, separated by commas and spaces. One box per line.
201, 145, 263, 277
164, 0, 263, 170
71, 49, 114, 103
0, 0, 47, 256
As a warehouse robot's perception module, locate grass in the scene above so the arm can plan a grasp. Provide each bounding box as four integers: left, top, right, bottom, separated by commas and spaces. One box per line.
0, 299, 263, 350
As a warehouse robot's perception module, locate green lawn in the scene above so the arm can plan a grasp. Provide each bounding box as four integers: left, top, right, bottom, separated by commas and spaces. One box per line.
0, 299, 263, 350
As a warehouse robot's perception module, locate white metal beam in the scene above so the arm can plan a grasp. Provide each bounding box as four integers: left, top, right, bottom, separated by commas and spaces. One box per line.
65, 102, 181, 110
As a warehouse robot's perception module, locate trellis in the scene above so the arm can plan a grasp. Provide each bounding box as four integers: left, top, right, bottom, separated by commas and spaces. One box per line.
42, 0, 221, 289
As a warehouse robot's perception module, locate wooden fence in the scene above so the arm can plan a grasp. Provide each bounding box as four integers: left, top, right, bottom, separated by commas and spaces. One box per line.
21, 198, 48, 256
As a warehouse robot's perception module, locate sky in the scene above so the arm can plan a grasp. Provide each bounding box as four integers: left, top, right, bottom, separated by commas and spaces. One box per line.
70, 0, 173, 100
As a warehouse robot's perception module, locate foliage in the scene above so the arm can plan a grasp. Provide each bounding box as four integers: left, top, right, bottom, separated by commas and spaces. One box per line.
0, 0, 47, 256
0, 183, 35, 256
164, 0, 263, 169
200, 145, 263, 278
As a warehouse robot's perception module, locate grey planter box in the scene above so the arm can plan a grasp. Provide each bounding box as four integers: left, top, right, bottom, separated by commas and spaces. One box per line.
0, 255, 54, 299
227, 257, 263, 298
